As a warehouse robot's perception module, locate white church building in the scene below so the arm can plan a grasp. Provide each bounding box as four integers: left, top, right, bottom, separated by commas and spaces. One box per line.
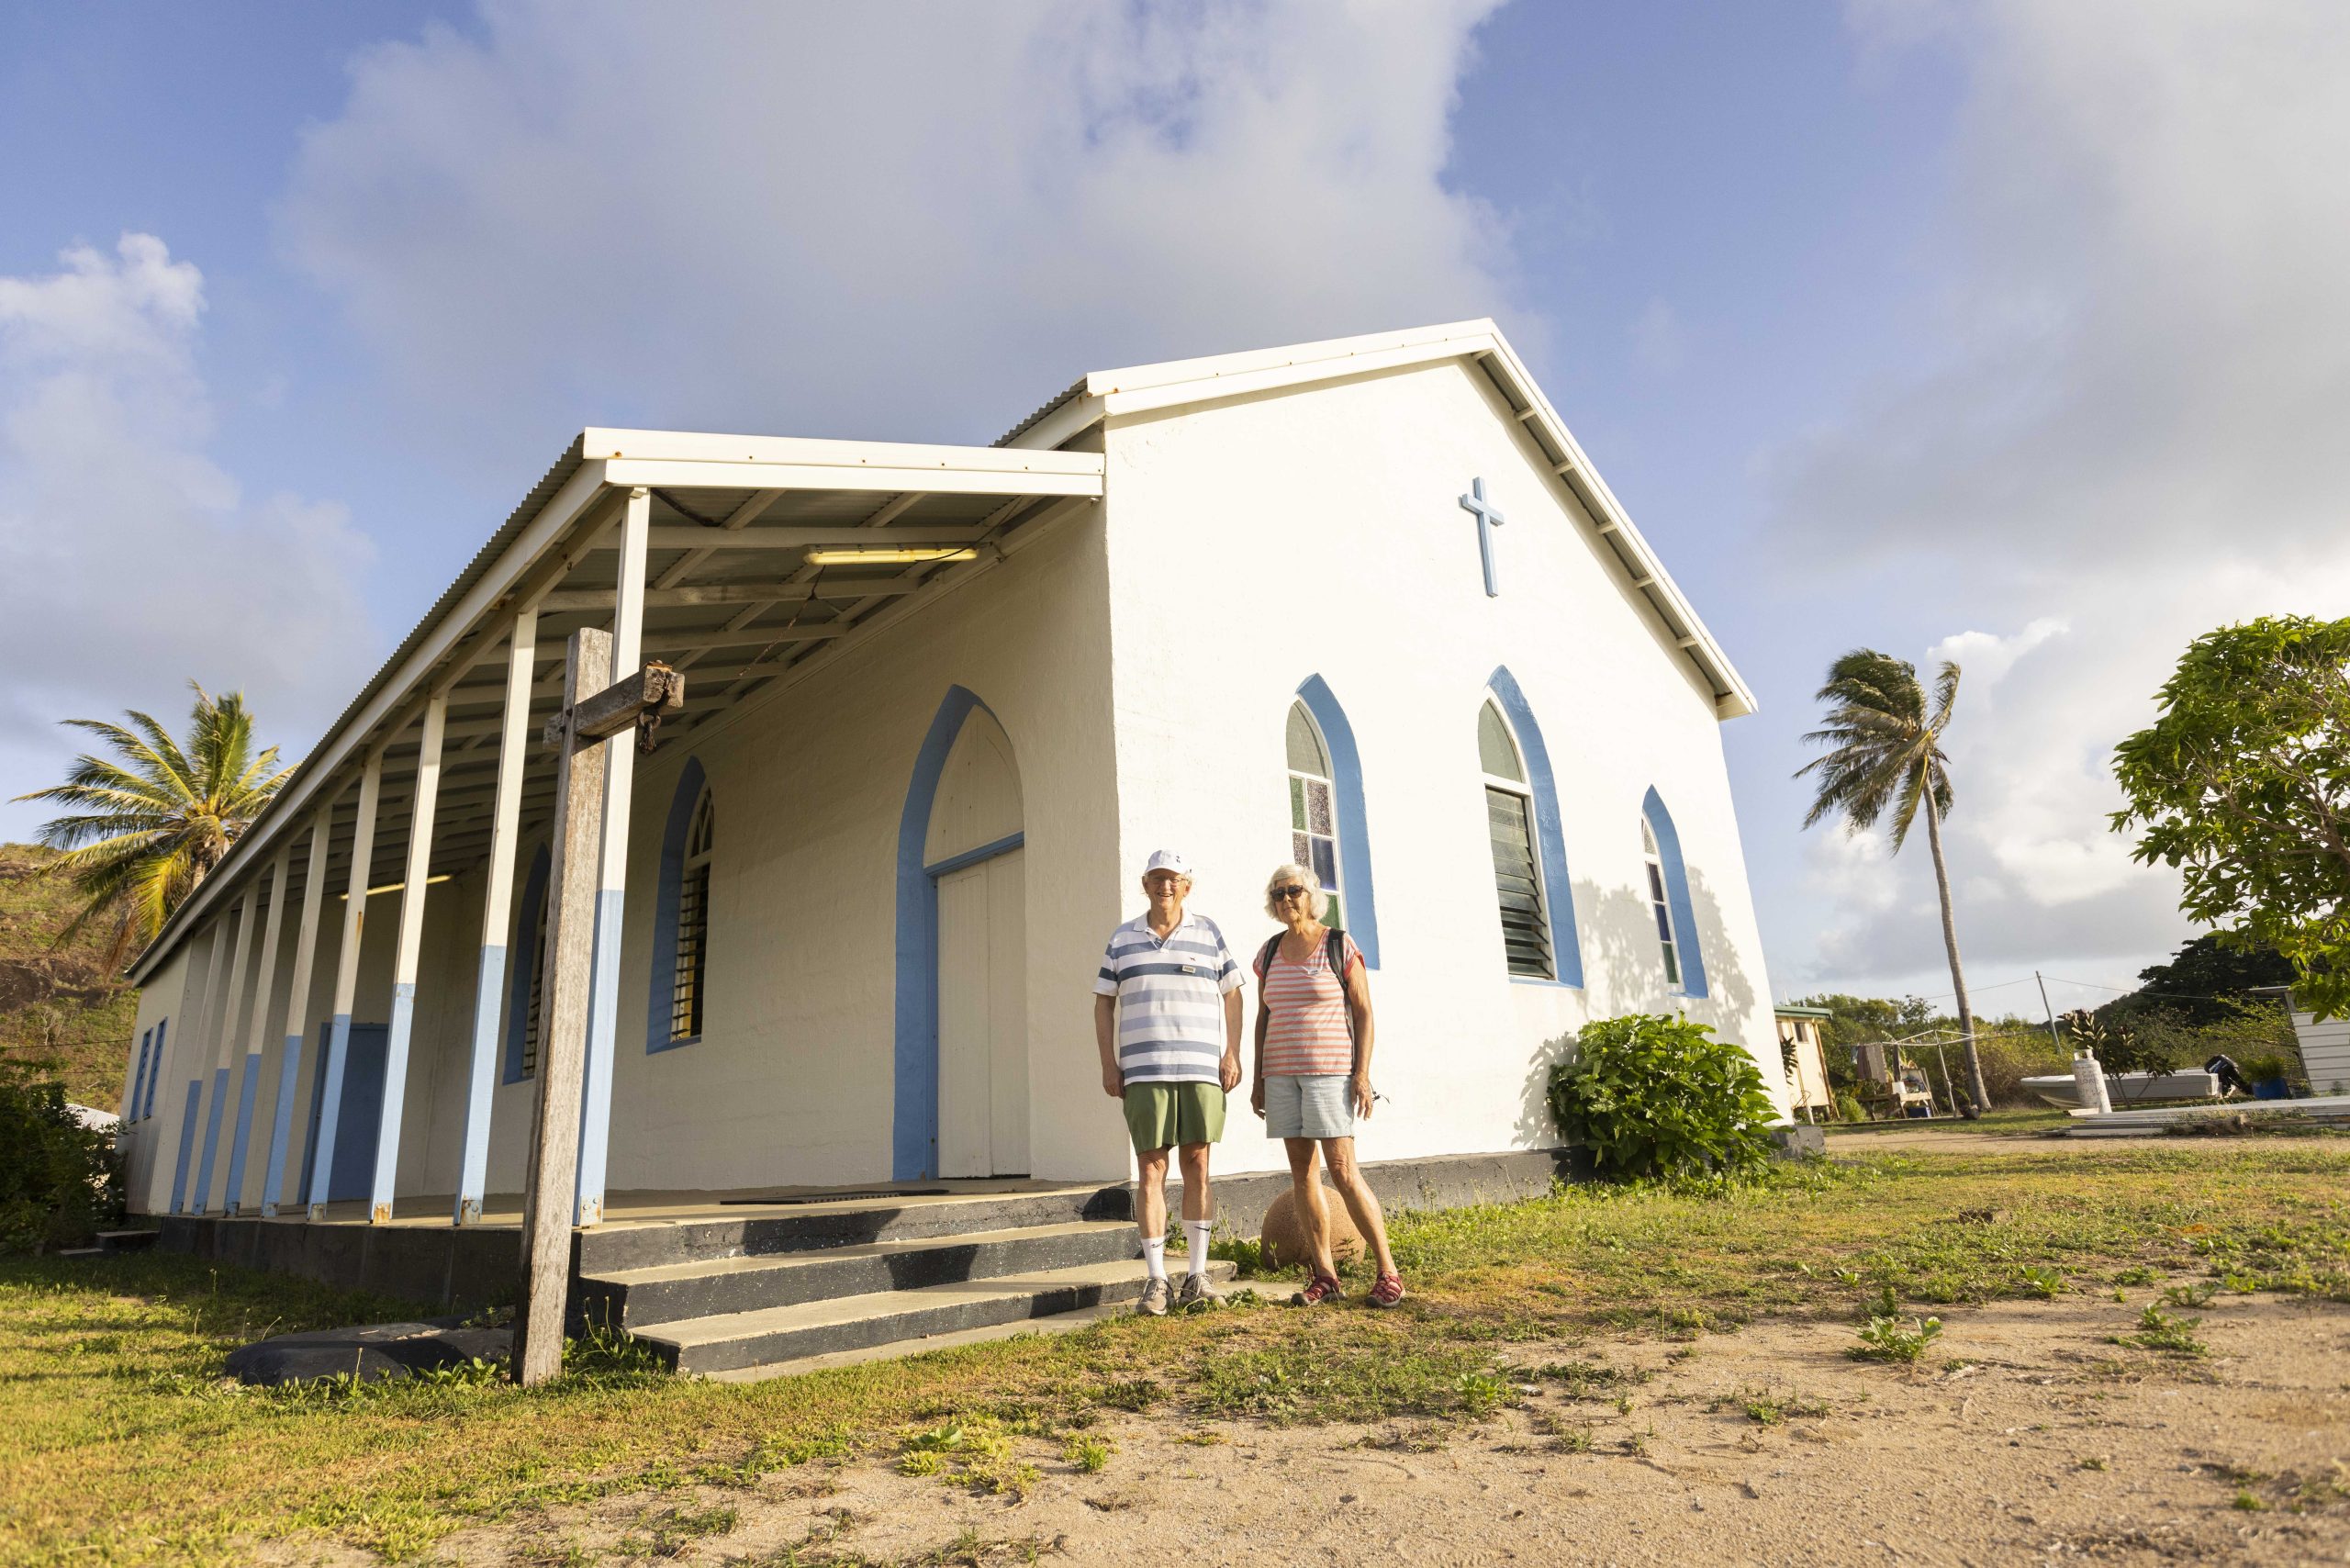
114, 319, 1787, 1237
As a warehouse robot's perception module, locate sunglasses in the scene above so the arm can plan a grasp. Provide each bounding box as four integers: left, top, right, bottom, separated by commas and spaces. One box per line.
1270, 884, 1309, 901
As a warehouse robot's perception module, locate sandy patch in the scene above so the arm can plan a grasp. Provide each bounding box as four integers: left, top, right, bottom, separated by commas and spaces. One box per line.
411, 1294, 2349, 1566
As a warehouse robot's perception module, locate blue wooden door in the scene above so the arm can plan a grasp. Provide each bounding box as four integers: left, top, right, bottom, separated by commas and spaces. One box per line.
298, 1022, 388, 1204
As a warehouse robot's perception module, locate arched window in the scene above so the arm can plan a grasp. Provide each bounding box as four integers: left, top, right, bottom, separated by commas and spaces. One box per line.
1640, 817, 1682, 988
1640, 789, 1709, 999
648, 758, 713, 1053
1285, 701, 1344, 930
1479, 698, 1552, 980
670, 790, 714, 1043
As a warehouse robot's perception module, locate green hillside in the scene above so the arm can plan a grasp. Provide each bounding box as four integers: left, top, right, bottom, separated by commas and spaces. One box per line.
0, 845, 138, 1111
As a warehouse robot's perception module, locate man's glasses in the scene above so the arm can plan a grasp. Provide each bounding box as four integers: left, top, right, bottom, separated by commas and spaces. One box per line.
1270, 884, 1308, 902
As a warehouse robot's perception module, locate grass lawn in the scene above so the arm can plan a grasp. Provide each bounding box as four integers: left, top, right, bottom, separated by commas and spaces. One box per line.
6, 1142, 2348, 1565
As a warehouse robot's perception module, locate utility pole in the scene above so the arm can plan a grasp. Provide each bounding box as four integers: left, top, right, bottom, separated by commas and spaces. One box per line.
2035, 971, 2065, 1053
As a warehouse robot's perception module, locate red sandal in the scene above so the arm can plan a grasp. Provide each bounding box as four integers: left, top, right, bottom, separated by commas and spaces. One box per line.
1367, 1271, 1406, 1308
1291, 1271, 1344, 1306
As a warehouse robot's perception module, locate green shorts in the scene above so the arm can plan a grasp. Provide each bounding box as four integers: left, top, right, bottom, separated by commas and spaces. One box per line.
1122, 1081, 1226, 1152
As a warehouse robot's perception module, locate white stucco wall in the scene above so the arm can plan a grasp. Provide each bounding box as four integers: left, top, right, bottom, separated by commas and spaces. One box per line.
1097, 358, 1785, 1178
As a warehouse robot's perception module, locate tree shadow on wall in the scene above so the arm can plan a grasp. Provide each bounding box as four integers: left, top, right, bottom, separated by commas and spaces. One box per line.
1511, 870, 1769, 1149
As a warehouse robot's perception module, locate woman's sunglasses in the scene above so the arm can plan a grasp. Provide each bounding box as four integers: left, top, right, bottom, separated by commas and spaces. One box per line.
1270, 884, 1309, 901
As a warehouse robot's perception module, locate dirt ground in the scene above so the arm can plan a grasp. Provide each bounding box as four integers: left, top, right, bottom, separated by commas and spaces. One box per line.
403, 1292, 2350, 1567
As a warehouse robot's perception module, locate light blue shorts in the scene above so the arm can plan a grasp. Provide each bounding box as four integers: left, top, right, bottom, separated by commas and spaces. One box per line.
1265, 1073, 1355, 1140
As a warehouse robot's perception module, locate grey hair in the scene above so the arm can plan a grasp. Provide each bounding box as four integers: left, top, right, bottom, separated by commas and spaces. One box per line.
1264, 862, 1328, 921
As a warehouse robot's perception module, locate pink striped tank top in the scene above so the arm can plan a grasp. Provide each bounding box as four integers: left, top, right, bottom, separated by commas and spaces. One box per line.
1253, 929, 1363, 1077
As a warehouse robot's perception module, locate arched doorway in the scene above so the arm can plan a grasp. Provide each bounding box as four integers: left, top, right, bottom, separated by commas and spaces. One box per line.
911, 701, 1030, 1178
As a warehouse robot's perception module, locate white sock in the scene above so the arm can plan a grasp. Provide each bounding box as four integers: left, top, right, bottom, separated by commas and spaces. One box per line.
1183, 1219, 1213, 1277
1141, 1236, 1168, 1280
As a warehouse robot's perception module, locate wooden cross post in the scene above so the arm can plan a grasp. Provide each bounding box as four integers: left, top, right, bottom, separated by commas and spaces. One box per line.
511, 628, 684, 1387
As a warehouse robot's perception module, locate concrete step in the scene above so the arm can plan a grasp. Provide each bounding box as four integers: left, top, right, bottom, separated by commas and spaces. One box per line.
573, 1184, 1130, 1274
95, 1229, 160, 1253
577, 1219, 1142, 1328
632, 1259, 1238, 1376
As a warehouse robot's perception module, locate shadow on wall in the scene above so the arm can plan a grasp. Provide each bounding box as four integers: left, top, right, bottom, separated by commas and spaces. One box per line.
1512, 869, 1771, 1148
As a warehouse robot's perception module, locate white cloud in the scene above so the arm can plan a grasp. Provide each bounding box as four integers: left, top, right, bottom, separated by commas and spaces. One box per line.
1770, 1, 2350, 998
0, 235, 375, 834
278, 0, 1523, 463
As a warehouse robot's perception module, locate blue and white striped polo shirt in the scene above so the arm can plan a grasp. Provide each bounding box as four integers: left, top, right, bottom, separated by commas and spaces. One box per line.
1094, 911, 1245, 1085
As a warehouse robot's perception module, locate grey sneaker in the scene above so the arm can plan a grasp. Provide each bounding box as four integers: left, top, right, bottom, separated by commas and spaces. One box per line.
1136, 1276, 1173, 1316
1174, 1272, 1219, 1310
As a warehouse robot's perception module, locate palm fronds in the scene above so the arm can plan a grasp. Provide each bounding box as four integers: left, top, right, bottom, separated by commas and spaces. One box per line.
13, 684, 295, 970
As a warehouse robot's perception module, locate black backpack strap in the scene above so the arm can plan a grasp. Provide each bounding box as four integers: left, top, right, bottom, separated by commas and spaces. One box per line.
1255, 933, 1282, 981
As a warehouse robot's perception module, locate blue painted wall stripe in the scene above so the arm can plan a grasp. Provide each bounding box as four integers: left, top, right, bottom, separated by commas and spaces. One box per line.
576, 884, 627, 1224
169, 1080, 201, 1213
192, 1065, 229, 1214
261, 1029, 305, 1215
222, 1052, 263, 1213
1295, 676, 1382, 969
645, 758, 707, 1055
1487, 667, 1584, 989
503, 848, 550, 1084
891, 686, 988, 1182
142, 1019, 166, 1120
923, 830, 1025, 879
370, 980, 420, 1217
306, 1012, 354, 1212
1642, 788, 1709, 1000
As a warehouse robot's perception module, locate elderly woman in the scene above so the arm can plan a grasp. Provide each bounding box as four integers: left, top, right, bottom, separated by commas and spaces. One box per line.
1248, 864, 1404, 1307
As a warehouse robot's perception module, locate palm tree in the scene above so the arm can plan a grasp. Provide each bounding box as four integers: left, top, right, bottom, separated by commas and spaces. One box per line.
1795, 651, 1988, 1116
13, 684, 295, 970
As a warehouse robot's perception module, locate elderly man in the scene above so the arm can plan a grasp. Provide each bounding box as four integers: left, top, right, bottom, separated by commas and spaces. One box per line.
1093, 849, 1245, 1314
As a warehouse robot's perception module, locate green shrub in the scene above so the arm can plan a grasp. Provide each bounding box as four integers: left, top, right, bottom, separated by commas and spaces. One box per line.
1545, 1014, 1779, 1182
1833, 1091, 1867, 1124
0, 1059, 123, 1252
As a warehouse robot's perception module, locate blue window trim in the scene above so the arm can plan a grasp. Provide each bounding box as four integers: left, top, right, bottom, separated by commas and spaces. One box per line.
129, 1028, 151, 1123
142, 1018, 166, 1120
646, 757, 710, 1055
502, 846, 551, 1084
1641, 787, 1709, 999
1294, 676, 1382, 970
1486, 666, 1584, 989
892, 685, 1007, 1182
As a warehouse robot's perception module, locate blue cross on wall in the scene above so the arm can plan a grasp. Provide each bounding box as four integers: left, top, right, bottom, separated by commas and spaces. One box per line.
1459, 476, 1505, 597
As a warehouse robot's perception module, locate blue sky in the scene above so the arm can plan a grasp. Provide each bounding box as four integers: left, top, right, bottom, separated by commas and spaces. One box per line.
6, 2, 2344, 1015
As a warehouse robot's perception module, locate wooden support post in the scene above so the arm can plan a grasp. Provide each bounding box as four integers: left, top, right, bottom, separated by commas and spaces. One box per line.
308, 755, 384, 1221
574, 486, 650, 1227
193, 886, 256, 1214
514, 626, 612, 1387
262, 812, 332, 1215
456, 607, 539, 1226
223, 846, 291, 1213
170, 919, 229, 1214
370, 695, 447, 1225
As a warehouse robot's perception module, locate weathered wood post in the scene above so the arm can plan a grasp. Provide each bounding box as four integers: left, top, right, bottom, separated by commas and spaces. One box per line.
511, 627, 682, 1385
369, 692, 449, 1224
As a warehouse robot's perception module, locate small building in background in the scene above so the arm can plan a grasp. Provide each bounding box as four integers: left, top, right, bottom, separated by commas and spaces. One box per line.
2290, 1005, 2350, 1097
1774, 1005, 1838, 1123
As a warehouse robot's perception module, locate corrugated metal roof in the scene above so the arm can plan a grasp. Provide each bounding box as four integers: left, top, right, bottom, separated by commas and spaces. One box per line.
128, 436, 587, 982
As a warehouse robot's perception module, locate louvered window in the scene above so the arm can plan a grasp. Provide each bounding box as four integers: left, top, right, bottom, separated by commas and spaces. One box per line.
669, 790, 714, 1042
1642, 817, 1682, 988
1285, 701, 1343, 929
1480, 700, 1552, 979
520, 901, 548, 1077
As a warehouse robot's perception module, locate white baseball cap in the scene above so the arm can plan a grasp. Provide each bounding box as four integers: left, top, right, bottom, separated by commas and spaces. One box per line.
1143, 849, 1192, 877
